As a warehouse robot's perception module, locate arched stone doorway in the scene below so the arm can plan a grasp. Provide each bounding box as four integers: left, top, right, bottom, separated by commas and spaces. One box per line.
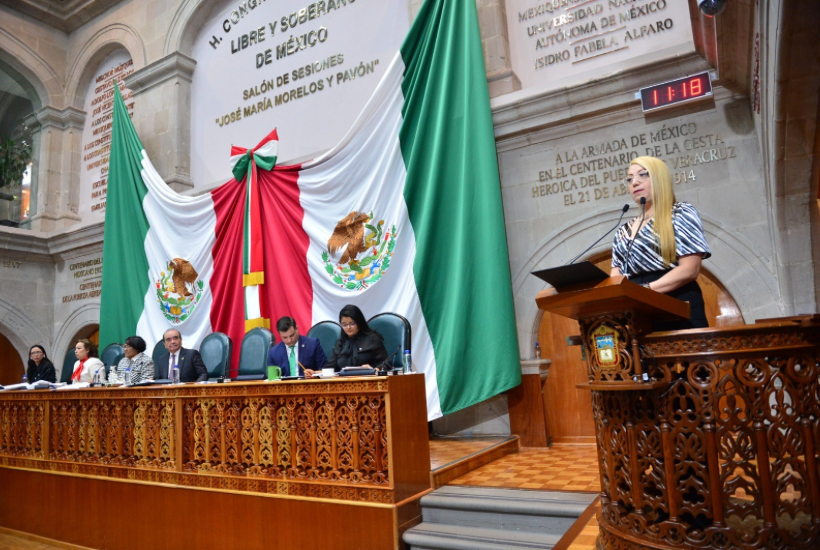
0, 330, 25, 385
538, 253, 742, 444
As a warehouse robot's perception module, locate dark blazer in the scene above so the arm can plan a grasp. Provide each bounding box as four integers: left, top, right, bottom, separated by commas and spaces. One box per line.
325, 330, 390, 372
268, 335, 327, 377
26, 359, 57, 383
156, 347, 208, 382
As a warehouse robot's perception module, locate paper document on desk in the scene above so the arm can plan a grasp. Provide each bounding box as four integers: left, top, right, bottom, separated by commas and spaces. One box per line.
0, 383, 30, 391
55, 382, 90, 390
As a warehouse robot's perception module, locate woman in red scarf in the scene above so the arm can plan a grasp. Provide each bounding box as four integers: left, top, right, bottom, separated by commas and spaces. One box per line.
71, 339, 104, 383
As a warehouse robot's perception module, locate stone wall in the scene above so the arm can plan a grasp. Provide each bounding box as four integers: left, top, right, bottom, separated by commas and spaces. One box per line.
0, 0, 816, 434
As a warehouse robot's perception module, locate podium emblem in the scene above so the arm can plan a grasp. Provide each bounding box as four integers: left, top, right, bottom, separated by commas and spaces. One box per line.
591, 325, 620, 370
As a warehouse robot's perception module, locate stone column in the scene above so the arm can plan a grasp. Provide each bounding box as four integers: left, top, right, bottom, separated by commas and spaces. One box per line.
478, 0, 520, 98
408, 0, 520, 98
125, 52, 197, 192
20, 106, 85, 232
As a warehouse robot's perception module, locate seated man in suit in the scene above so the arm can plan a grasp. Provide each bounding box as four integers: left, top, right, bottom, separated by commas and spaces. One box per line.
156, 328, 208, 382
268, 316, 327, 377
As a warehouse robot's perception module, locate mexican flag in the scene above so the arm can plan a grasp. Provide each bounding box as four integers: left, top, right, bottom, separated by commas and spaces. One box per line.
100, 0, 521, 419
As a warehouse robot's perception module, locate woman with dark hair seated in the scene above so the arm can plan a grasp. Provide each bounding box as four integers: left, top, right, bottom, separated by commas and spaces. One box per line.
109, 336, 155, 385
325, 304, 390, 371
71, 339, 104, 383
27, 345, 57, 383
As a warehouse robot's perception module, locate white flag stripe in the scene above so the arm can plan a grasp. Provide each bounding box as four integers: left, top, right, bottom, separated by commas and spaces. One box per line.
136, 151, 217, 350
298, 54, 442, 419
255, 139, 278, 159
245, 285, 261, 320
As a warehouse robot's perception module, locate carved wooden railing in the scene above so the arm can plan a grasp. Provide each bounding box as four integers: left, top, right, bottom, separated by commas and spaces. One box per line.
589, 317, 820, 550
536, 279, 820, 550
0, 376, 429, 506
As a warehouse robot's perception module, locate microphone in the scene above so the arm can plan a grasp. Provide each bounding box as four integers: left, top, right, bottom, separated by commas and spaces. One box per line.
623, 197, 646, 278
92, 365, 105, 386
380, 344, 402, 375
566, 204, 630, 265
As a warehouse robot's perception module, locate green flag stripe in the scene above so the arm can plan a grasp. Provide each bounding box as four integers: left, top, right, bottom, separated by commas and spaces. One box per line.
399, 0, 521, 415
99, 85, 151, 350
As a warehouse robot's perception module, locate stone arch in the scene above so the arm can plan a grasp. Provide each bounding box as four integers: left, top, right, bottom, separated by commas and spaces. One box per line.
0, 30, 62, 109
165, 0, 226, 57
52, 303, 101, 377
511, 206, 781, 356
0, 296, 51, 368
65, 24, 147, 110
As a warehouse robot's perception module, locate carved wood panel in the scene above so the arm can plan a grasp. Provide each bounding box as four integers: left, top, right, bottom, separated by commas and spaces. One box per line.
0, 377, 425, 506
589, 321, 820, 549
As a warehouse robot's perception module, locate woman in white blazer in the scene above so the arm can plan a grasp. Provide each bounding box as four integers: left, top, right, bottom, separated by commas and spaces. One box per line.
70, 339, 104, 383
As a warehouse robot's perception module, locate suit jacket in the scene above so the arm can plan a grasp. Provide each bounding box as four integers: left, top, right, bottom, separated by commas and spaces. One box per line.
27, 359, 57, 383
267, 335, 327, 377
156, 347, 208, 382
325, 330, 390, 372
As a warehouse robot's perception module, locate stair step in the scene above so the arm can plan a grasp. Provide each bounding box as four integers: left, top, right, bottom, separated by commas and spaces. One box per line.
403, 523, 562, 550
419, 486, 596, 534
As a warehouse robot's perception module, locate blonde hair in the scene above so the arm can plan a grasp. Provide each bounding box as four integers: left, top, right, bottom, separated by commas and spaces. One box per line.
630, 156, 677, 266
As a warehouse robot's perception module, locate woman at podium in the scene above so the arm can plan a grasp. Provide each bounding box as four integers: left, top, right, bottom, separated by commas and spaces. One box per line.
611, 156, 711, 329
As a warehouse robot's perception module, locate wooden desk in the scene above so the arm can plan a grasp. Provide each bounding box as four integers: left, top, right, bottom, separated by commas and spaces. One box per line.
0, 375, 430, 549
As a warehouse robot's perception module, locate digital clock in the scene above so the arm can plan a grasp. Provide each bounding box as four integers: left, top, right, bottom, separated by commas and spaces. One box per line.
639, 72, 713, 112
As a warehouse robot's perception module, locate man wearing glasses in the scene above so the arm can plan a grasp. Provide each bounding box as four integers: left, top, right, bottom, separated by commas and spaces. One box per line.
267, 316, 327, 377
156, 328, 208, 382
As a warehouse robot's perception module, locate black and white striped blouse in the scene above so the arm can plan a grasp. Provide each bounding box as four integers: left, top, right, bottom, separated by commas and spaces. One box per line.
611, 202, 711, 277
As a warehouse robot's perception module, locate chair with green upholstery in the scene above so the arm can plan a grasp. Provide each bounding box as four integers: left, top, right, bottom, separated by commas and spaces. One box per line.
236, 327, 272, 380
306, 321, 342, 361
200, 332, 232, 380
152, 339, 166, 379
100, 343, 124, 378
60, 347, 77, 383
367, 313, 411, 369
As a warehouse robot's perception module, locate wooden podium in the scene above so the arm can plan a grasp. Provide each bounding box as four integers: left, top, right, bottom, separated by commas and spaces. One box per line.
536, 275, 689, 390
536, 276, 820, 550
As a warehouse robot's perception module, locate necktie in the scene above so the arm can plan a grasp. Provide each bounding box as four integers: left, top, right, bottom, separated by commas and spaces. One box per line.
170, 354, 177, 379
288, 346, 297, 376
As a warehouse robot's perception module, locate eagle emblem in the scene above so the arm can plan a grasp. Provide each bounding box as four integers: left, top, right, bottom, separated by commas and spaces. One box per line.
155, 258, 204, 324
322, 211, 396, 291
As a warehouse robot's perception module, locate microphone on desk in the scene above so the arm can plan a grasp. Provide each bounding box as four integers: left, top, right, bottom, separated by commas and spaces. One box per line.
566, 204, 630, 265
380, 345, 402, 376
92, 365, 105, 386
623, 197, 646, 278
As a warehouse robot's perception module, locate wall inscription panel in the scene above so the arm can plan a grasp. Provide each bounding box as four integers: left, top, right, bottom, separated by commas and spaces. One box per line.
499, 99, 768, 280
506, 0, 695, 92
191, 0, 411, 189
78, 50, 135, 224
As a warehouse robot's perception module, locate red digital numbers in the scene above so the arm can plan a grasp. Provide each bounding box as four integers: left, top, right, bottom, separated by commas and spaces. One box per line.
640, 73, 712, 112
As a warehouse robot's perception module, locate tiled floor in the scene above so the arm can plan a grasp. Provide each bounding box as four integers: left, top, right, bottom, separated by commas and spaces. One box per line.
566, 510, 600, 550
0, 532, 68, 550
447, 444, 601, 493
428, 436, 510, 470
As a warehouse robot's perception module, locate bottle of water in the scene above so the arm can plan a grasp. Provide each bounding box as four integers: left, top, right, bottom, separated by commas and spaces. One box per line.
172, 366, 180, 385
93, 370, 100, 386
534, 341, 541, 360
21, 374, 28, 385
123, 366, 131, 387
403, 350, 413, 374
